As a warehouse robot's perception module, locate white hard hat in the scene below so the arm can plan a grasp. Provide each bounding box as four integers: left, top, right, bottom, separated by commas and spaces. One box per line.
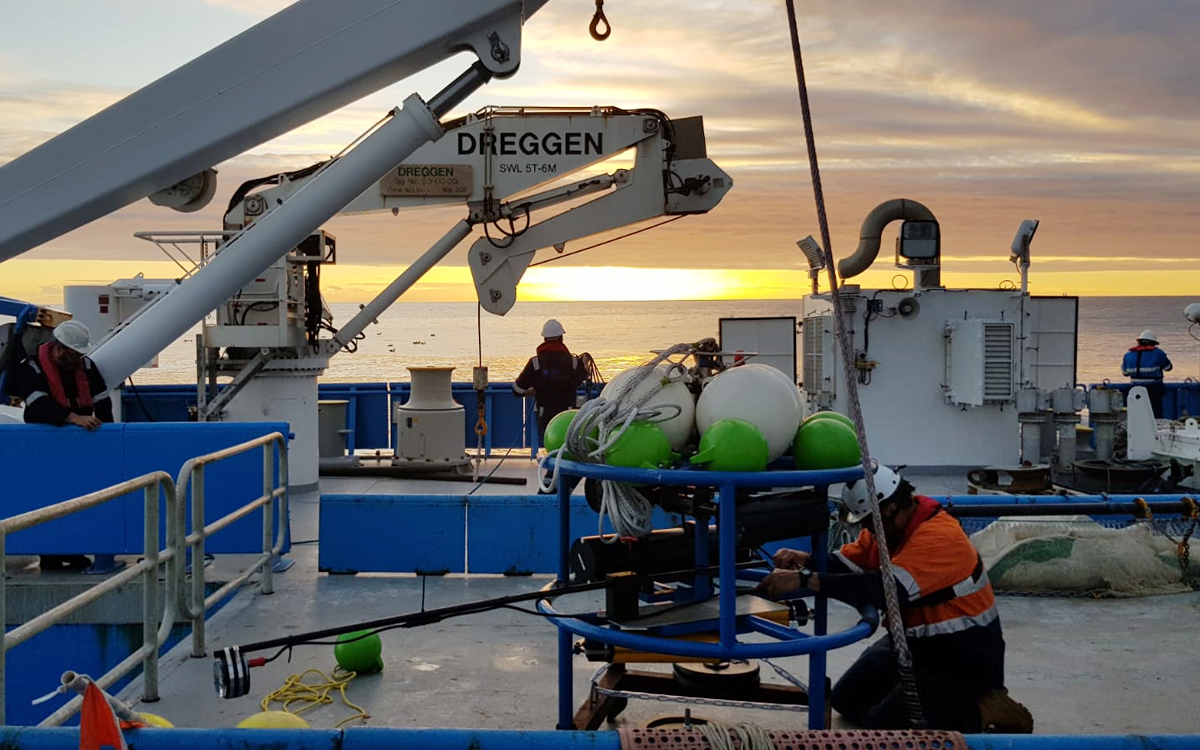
840, 461, 902, 523
541, 319, 565, 338
53, 320, 92, 354
1138, 329, 1158, 344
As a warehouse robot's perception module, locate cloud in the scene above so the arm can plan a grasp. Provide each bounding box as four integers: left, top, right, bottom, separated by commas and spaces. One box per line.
2, 0, 1199, 298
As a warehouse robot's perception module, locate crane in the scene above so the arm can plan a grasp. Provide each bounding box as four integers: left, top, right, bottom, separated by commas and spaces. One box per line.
0, 1, 732, 483
63, 105, 730, 484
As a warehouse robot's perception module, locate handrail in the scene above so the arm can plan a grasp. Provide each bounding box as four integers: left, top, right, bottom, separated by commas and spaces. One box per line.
0, 430, 289, 726
175, 432, 289, 658
0, 472, 179, 726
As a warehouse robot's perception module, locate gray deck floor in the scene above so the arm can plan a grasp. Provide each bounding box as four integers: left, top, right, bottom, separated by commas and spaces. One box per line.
117, 460, 1200, 734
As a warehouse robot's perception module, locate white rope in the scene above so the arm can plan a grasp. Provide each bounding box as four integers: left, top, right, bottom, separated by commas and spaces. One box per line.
697, 719, 776, 750
538, 344, 694, 539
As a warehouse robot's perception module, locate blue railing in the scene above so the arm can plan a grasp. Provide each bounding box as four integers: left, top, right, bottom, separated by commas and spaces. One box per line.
1085, 381, 1200, 420
122, 382, 543, 455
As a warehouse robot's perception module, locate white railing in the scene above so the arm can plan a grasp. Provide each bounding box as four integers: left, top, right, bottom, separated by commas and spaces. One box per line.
0, 431, 288, 726
177, 433, 289, 658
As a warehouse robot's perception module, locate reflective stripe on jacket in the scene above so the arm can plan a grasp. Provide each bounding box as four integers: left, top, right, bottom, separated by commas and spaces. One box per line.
1122, 345, 1172, 381
836, 497, 999, 639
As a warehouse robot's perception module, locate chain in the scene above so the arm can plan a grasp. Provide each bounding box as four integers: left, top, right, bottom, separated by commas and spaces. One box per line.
762, 659, 808, 691
1176, 498, 1197, 573
590, 683, 809, 714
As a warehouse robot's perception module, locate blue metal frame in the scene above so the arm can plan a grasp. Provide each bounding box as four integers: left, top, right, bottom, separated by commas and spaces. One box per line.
539, 459, 870, 730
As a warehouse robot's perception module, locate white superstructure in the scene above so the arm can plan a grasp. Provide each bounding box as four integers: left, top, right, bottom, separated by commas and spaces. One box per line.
801, 199, 1079, 469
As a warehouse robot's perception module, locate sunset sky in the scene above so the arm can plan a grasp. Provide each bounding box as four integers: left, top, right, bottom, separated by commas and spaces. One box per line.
2, 0, 1198, 305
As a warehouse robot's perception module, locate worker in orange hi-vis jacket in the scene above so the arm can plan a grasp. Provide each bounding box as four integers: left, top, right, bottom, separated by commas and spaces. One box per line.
758, 462, 1032, 733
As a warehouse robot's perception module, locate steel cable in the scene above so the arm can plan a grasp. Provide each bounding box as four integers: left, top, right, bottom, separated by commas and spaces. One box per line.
783, 0, 926, 728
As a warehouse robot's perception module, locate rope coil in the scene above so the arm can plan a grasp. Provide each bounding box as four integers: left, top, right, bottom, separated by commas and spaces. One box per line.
260, 667, 369, 728
540, 345, 693, 539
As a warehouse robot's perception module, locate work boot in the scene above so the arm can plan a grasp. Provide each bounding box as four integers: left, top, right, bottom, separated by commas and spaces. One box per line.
978, 688, 1034, 733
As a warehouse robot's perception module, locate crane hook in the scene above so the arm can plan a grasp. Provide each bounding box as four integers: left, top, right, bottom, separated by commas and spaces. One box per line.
589, 0, 611, 41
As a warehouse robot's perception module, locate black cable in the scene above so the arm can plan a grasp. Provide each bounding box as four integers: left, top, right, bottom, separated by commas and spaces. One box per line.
304, 261, 321, 347
124, 376, 157, 422
229, 560, 769, 656
465, 425, 528, 497
237, 301, 279, 326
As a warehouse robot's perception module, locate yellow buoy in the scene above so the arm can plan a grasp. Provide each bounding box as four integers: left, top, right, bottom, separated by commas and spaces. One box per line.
236, 710, 311, 729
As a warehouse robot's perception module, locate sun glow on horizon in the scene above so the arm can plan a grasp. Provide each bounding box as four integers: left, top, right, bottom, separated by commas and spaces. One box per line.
3, 259, 1199, 307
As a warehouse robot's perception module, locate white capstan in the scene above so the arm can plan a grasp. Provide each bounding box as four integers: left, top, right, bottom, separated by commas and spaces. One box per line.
841, 461, 902, 523
53, 320, 93, 354
541, 319, 565, 338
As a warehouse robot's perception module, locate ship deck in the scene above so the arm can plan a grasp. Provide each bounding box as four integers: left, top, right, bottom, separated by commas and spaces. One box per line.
94, 460, 1200, 735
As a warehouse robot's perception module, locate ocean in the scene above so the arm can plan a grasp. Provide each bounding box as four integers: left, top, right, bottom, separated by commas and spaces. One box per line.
130, 296, 1199, 388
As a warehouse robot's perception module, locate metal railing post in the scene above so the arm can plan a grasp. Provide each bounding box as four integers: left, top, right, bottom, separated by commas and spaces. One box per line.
141, 483, 161, 702
260, 442, 274, 595
190, 465, 206, 657
0, 472, 179, 726
174, 432, 288, 662
0, 432, 287, 725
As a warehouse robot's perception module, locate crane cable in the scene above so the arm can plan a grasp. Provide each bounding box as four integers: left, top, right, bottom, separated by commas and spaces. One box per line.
783, 0, 927, 728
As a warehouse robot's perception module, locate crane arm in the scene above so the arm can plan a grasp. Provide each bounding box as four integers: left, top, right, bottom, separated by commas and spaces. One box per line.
0, 0, 547, 264
469, 122, 732, 314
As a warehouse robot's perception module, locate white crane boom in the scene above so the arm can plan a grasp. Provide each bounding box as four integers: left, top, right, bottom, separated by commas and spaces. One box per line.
0, 0, 545, 264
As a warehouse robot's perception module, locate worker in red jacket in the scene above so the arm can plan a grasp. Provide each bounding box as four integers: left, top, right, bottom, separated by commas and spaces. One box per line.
758, 463, 1032, 733
9, 320, 112, 429
513, 319, 588, 440
8, 319, 113, 570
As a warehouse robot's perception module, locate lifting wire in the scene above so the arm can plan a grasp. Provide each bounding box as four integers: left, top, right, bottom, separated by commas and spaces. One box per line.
473, 303, 487, 481
528, 216, 685, 267
784, 0, 926, 728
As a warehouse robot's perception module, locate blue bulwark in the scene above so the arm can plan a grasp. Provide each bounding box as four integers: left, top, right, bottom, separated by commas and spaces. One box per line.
318, 494, 695, 575
319, 494, 466, 574
122, 381, 554, 455
466, 495, 599, 575
0, 422, 289, 556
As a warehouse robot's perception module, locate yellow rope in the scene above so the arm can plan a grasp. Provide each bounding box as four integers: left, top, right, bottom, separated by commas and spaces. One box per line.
260, 667, 369, 728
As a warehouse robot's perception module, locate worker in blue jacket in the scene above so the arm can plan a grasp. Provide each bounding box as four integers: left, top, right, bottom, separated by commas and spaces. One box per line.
1121, 329, 1172, 418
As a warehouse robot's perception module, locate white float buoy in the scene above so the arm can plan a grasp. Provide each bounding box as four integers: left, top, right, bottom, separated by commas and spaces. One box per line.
600, 365, 696, 450
696, 365, 802, 461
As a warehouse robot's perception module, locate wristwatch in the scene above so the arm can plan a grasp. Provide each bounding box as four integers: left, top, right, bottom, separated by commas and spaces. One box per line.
797, 567, 813, 590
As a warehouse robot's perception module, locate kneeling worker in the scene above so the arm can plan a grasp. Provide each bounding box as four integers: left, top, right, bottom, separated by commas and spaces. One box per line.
758, 463, 1032, 733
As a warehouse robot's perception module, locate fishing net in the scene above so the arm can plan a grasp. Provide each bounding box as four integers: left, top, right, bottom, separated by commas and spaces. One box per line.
966, 516, 1200, 597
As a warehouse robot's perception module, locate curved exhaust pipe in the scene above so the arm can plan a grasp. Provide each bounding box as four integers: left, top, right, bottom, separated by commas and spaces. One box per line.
837, 198, 937, 280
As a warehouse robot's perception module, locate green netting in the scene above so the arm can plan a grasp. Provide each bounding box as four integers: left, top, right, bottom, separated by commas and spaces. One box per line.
970, 517, 1198, 597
